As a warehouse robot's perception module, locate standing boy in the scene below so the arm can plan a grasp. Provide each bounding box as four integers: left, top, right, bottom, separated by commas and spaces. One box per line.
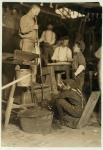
72, 41, 86, 91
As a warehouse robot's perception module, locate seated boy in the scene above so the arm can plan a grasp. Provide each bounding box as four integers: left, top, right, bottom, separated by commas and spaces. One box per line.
51, 36, 72, 86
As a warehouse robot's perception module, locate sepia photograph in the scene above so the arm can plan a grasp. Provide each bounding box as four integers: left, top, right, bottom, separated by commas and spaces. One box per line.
1, 1, 102, 147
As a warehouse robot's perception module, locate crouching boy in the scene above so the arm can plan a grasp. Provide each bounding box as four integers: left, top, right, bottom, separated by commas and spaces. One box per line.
52, 79, 86, 129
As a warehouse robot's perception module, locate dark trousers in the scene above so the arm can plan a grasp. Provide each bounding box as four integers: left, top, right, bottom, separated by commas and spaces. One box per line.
41, 43, 53, 65
53, 89, 84, 128
72, 72, 85, 91
56, 98, 82, 119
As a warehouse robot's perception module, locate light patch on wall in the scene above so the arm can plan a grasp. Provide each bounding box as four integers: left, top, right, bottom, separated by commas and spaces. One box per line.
55, 7, 85, 19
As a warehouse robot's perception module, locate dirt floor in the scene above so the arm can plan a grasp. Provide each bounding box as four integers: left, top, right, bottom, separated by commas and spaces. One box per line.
1, 113, 101, 147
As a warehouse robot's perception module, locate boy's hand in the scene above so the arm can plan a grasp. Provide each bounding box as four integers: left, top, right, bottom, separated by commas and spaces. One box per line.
74, 72, 78, 77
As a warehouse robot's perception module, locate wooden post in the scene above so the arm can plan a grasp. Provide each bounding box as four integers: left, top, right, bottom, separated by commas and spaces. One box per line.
49, 65, 58, 94
89, 71, 93, 92
30, 64, 37, 83
4, 78, 16, 128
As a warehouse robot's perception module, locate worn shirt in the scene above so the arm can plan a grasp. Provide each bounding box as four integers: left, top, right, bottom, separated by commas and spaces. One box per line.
72, 52, 86, 71
19, 14, 37, 41
40, 30, 56, 45
52, 46, 72, 62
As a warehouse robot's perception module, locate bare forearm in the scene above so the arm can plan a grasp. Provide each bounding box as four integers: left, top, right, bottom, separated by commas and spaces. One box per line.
74, 65, 85, 76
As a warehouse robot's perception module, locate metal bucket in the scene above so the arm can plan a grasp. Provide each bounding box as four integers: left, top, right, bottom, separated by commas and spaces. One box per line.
16, 69, 32, 87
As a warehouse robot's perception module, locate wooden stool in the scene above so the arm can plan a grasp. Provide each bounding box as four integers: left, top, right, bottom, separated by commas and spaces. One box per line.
3, 66, 52, 129
3, 77, 34, 129
3, 82, 51, 128
2, 51, 40, 128
76, 91, 100, 128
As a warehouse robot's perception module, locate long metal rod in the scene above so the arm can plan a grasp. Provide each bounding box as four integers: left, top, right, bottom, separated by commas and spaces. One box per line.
35, 16, 44, 101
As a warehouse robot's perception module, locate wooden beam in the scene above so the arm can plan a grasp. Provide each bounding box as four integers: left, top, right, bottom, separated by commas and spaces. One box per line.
4, 79, 16, 128
76, 91, 100, 128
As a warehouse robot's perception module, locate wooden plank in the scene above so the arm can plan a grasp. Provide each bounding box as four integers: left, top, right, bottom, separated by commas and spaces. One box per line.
14, 50, 39, 61
2, 53, 14, 60
4, 79, 16, 128
2, 74, 31, 90
48, 62, 71, 66
76, 91, 100, 128
13, 103, 35, 109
